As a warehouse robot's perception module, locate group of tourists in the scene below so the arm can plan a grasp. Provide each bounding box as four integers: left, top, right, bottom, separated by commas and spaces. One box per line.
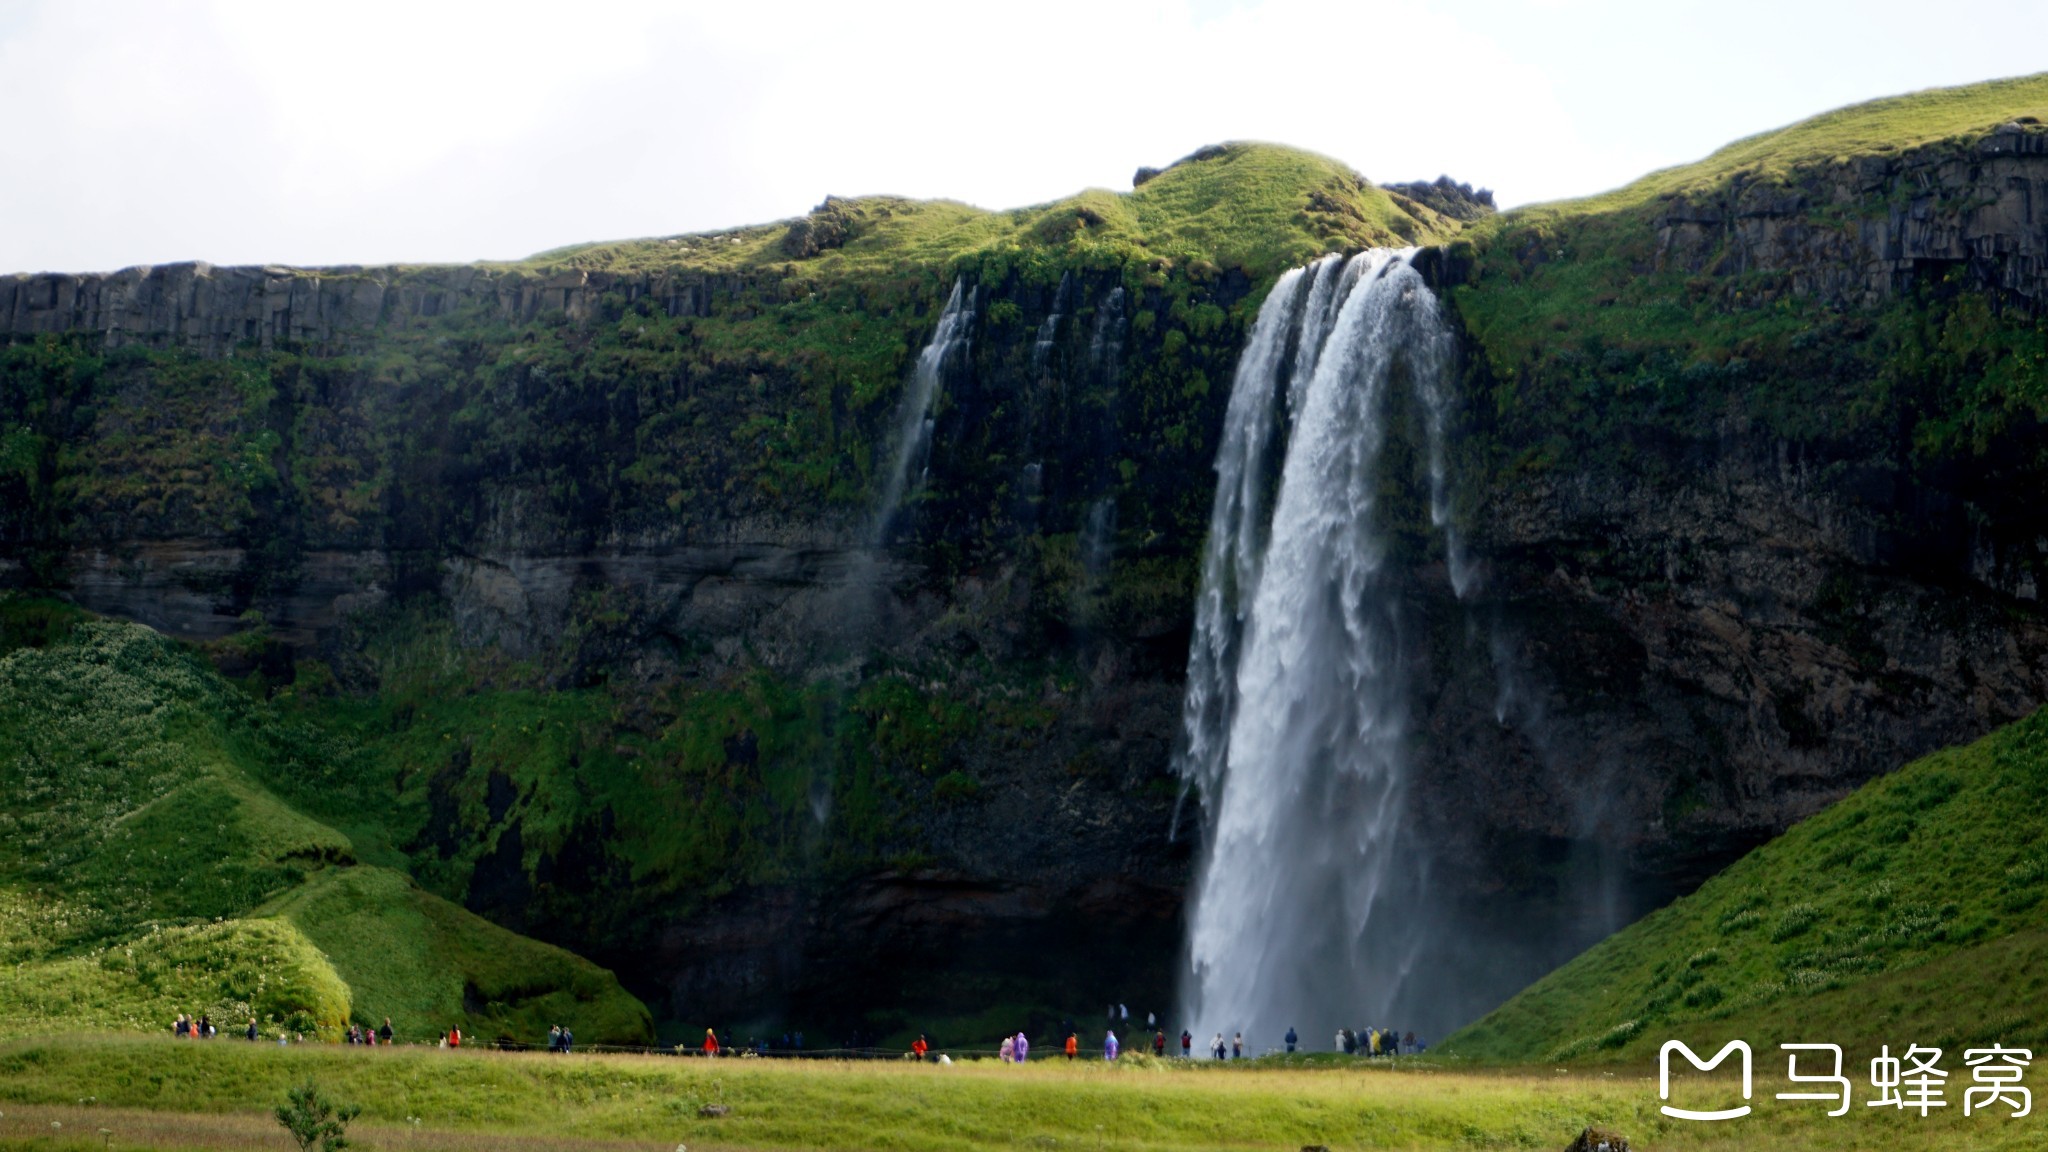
1337, 1026, 1420, 1056
546, 1025, 575, 1053
171, 1014, 215, 1039
343, 1019, 395, 1045
975, 1020, 1423, 1063
1201, 1031, 1246, 1059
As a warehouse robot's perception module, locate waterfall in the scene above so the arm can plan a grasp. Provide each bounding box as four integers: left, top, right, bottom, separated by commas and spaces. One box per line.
872, 280, 974, 543
1174, 248, 1462, 1043
1032, 271, 1071, 371
1088, 285, 1126, 380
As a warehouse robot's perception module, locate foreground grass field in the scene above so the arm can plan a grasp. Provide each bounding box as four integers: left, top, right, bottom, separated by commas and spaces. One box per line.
0, 1035, 2045, 1151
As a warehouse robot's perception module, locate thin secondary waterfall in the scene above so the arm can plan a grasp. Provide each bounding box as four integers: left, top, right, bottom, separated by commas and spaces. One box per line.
1175, 248, 1461, 1043
872, 280, 974, 543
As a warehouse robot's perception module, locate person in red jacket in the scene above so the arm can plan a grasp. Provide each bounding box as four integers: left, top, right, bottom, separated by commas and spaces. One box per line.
447, 1027, 462, 1048
911, 1034, 929, 1061
703, 1029, 720, 1057
1153, 1031, 1166, 1056
1064, 1033, 1078, 1060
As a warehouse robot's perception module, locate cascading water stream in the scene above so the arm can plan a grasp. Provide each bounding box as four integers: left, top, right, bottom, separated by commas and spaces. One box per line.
1175, 248, 1462, 1042
872, 279, 975, 544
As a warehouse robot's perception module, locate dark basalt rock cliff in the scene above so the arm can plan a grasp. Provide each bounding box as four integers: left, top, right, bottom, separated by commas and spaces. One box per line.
1648, 121, 2048, 307
5, 126, 2048, 1035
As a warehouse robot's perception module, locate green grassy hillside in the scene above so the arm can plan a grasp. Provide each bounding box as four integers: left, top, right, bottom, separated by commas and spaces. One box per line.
0, 600, 651, 1045
527, 141, 1463, 279
1515, 72, 2048, 222
1446, 707, 2048, 1062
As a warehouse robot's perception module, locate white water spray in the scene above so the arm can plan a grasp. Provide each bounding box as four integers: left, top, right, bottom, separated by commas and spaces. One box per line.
1175, 249, 1461, 1042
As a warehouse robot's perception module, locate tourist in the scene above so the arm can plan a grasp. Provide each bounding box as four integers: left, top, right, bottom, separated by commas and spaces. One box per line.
1211, 1033, 1226, 1060
1015, 1032, 1029, 1062
1337, 1028, 1349, 1054
1152, 1031, 1165, 1057
703, 1029, 720, 1057
1064, 1033, 1078, 1060
173, 1014, 187, 1038
379, 1018, 394, 1045
1104, 1030, 1119, 1060
1285, 1026, 1297, 1054
245, 1018, 259, 1042
1146, 1011, 1155, 1030
912, 1034, 929, 1061
1232, 1032, 1243, 1059
448, 1026, 462, 1048
1405, 1031, 1417, 1053
548, 1025, 561, 1052
1000, 1035, 1014, 1062
1180, 1029, 1192, 1058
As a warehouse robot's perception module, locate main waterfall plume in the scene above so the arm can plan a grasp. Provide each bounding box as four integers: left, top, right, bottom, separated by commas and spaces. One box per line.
1175, 248, 1461, 1043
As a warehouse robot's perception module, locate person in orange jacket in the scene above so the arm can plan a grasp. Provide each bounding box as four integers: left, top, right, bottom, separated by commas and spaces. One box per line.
447, 1027, 462, 1048
703, 1028, 720, 1057
1064, 1033, 1078, 1060
911, 1034, 929, 1061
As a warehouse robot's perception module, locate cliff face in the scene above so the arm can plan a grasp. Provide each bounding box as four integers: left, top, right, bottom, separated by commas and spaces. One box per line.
0, 261, 730, 355
1416, 124, 2048, 951
0, 245, 1262, 1035
1649, 122, 2048, 307
6, 119, 2048, 1036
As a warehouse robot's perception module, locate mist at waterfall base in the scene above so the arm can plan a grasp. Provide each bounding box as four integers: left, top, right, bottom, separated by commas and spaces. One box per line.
1172, 250, 1635, 1046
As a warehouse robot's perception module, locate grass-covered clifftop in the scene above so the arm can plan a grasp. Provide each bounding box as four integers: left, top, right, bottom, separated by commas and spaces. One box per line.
532, 141, 1465, 278
1447, 73, 2048, 508
0, 597, 651, 1044
1446, 706, 2048, 1063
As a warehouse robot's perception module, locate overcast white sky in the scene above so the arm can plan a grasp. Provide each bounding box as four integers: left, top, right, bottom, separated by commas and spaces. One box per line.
5, 0, 2046, 274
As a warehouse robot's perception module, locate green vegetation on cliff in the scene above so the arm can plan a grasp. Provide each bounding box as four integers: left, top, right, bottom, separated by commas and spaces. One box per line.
1444, 71, 2048, 587
535, 141, 1462, 279
1522, 72, 2048, 219
0, 604, 651, 1044
1448, 707, 2048, 1063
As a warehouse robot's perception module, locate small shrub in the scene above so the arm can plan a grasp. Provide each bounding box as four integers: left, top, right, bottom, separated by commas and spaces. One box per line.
275, 1081, 359, 1152
932, 771, 980, 802
1771, 903, 1822, 942
1595, 1019, 1643, 1049
1682, 983, 1725, 1009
